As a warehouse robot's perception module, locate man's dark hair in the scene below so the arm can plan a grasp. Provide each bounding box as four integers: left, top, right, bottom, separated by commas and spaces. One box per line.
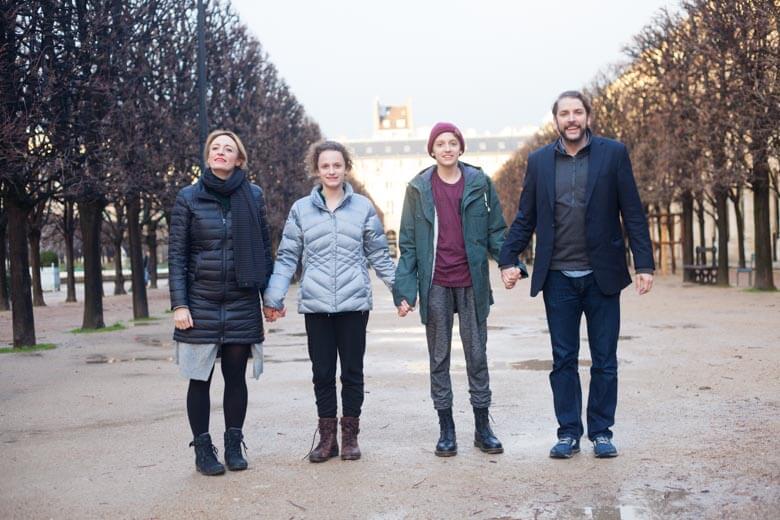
552, 90, 592, 117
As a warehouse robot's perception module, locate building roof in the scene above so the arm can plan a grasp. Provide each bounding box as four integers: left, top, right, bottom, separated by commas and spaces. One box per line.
344, 135, 527, 157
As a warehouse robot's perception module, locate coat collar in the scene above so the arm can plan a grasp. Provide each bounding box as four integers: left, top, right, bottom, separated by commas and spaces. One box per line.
309, 181, 354, 211
409, 161, 486, 222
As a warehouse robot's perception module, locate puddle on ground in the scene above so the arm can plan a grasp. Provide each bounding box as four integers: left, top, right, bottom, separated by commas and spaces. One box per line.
564, 505, 649, 519
510, 359, 592, 371
133, 335, 167, 348
264, 357, 309, 364
86, 354, 172, 364
651, 323, 701, 330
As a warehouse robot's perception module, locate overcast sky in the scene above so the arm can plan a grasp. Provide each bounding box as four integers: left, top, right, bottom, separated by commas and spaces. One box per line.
230, 0, 678, 139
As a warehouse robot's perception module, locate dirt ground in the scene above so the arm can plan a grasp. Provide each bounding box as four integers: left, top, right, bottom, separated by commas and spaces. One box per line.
1, 270, 778, 519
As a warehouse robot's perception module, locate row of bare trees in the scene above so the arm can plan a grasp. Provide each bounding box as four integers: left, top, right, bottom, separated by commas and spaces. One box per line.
495, 0, 778, 290
0, 0, 322, 347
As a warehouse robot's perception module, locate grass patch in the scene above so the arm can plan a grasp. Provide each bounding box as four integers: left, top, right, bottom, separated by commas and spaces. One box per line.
0, 343, 57, 354
131, 316, 161, 323
743, 287, 778, 293
70, 322, 126, 334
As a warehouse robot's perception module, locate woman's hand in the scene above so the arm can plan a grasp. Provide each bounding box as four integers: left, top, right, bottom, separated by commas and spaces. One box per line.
263, 306, 286, 322
173, 307, 194, 330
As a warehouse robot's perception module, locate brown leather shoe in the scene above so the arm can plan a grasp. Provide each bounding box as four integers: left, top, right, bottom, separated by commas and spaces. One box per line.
340, 417, 361, 460
309, 418, 339, 463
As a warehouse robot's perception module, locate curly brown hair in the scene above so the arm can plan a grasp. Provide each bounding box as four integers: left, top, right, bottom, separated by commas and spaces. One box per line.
305, 140, 353, 176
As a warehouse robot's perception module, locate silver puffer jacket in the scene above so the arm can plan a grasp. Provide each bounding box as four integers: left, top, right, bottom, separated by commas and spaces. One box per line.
263, 182, 395, 313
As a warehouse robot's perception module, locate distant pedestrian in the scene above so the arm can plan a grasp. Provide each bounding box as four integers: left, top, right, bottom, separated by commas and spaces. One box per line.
168, 130, 273, 475
500, 91, 654, 459
263, 140, 395, 463
394, 122, 524, 457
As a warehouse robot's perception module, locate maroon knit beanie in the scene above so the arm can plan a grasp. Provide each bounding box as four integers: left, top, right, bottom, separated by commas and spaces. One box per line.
427, 122, 465, 157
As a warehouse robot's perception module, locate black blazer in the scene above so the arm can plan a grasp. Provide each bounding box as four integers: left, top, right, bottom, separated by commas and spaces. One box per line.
499, 135, 654, 297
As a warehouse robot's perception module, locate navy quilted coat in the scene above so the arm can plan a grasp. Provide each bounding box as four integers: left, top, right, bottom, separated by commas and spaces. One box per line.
168, 180, 272, 344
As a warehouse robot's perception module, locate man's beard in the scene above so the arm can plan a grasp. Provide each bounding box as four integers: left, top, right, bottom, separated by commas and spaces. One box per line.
558, 124, 587, 144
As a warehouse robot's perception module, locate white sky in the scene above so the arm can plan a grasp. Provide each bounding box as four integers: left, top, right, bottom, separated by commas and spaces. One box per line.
229, 0, 678, 139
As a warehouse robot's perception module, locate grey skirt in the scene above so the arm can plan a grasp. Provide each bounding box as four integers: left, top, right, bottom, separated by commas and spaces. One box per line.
175, 342, 264, 381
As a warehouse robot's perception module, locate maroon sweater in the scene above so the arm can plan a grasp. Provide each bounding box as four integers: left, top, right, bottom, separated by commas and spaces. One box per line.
431, 170, 472, 287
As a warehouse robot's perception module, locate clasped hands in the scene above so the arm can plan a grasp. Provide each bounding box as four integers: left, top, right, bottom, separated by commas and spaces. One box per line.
262, 305, 286, 322
501, 266, 523, 289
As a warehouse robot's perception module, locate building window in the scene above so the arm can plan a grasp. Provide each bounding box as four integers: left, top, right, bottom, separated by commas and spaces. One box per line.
365, 146, 373, 154
385, 145, 392, 153
498, 141, 506, 149
479, 142, 487, 151
403, 145, 410, 152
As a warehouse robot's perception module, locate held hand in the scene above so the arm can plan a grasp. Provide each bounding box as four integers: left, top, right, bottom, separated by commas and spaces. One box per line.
397, 299, 414, 317
501, 267, 521, 289
263, 306, 284, 322
635, 273, 654, 295
173, 307, 194, 330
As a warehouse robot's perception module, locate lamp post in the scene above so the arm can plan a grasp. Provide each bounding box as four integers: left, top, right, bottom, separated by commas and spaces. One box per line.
197, 0, 208, 172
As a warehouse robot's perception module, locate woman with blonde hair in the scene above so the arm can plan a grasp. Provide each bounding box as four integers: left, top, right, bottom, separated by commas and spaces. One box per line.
263, 140, 395, 462
169, 130, 272, 475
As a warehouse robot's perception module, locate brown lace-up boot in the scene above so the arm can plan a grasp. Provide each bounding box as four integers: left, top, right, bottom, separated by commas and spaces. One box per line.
309, 417, 339, 463
340, 417, 361, 460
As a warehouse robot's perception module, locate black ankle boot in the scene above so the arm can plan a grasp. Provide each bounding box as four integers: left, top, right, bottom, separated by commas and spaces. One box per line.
189, 433, 226, 475
435, 408, 457, 457
473, 407, 503, 454
224, 428, 248, 471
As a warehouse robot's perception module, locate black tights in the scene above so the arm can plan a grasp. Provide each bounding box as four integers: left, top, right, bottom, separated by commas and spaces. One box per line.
186, 343, 250, 437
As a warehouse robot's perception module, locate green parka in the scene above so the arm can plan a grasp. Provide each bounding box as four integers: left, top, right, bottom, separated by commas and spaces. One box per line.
393, 162, 508, 324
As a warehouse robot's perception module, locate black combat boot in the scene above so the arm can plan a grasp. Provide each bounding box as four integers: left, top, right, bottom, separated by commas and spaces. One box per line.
473, 407, 503, 454
189, 433, 226, 475
435, 408, 457, 457
224, 428, 249, 471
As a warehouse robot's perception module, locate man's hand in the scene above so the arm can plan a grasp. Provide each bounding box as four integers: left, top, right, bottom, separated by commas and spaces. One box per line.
173, 307, 194, 330
635, 273, 654, 295
501, 267, 521, 289
397, 299, 414, 317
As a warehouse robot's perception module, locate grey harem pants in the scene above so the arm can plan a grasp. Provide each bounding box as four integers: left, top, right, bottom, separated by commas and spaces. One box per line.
425, 284, 491, 410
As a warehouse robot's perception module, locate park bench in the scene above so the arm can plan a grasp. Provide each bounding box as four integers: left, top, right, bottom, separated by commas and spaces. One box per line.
683, 245, 718, 284
736, 253, 755, 287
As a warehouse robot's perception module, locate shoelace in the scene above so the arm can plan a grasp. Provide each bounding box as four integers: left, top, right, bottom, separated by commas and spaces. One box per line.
593, 436, 611, 445
302, 426, 320, 460
557, 437, 576, 446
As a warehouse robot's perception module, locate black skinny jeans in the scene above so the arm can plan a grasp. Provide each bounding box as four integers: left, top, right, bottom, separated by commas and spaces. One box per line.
304, 311, 369, 418
186, 343, 250, 437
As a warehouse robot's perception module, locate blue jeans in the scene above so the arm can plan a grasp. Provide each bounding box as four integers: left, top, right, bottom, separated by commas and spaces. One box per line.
542, 271, 620, 440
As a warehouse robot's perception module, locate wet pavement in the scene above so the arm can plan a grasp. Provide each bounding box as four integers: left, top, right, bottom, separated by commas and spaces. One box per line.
0, 272, 778, 519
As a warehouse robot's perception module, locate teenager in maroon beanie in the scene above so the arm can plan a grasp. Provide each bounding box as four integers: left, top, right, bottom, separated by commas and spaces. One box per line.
394, 122, 526, 456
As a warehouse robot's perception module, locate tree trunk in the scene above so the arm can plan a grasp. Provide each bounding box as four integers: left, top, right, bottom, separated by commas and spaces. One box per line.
714, 188, 730, 286
696, 193, 707, 265
752, 158, 776, 290
64, 201, 77, 302
145, 220, 158, 289
28, 228, 46, 306
127, 195, 149, 319
681, 191, 694, 282
730, 188, 746, 269
665, 202, 676, 275
6, 197, 36, 347
78, 200, 105, 329
654, 208, 663, 272
113, 236, 126, 295
0, 216, 10, 311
